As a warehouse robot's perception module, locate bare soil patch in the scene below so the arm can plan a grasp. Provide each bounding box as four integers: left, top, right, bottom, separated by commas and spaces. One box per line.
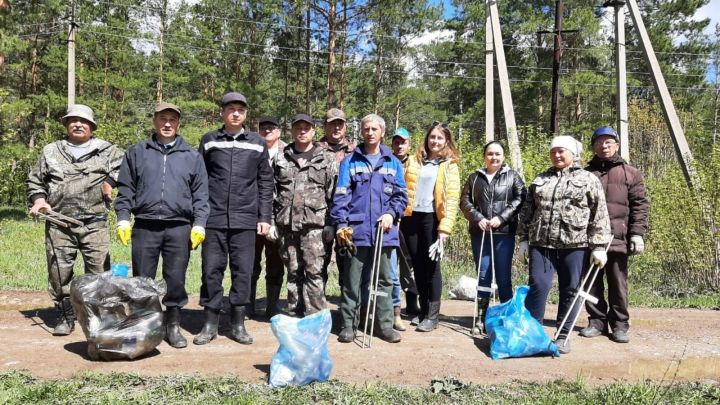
1, 290, 718, 386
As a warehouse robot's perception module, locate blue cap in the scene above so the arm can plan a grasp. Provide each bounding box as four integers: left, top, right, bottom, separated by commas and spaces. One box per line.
591, 126, 619, 144
393, 128, 410, 139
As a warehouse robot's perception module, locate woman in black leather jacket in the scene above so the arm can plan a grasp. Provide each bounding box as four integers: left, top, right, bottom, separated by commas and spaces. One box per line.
459, 141, 526, 334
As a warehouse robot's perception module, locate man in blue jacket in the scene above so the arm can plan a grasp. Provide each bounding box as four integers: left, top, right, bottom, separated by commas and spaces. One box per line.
115, 102, 209, 349
331, 114, 408, 343
192, 92, 274, 346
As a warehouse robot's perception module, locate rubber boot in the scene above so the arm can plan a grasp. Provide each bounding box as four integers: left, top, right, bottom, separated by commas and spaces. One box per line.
247, 278, 258, 318
265, 284, 281, 318
193, 307, 220, 345
416, 301, 440, 332
165, 306, 187, 348
52, 297, 75, 336
472, 297, 490, 335
393, 306, 406, 331
230, 306, 253, 345
410, 297, 428, 326
404, 291, 420, 316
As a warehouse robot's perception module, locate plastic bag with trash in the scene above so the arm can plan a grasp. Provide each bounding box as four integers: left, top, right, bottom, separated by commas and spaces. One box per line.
485, 285, 560, 359
70, 270, 166, 361
448, 275, 477, 301
269, 309, 333, 388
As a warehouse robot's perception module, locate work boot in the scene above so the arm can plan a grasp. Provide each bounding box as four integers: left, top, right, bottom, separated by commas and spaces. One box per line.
338, 327, 356, 343
611, 329, 630, 343
193, 307, 220, 345
416, 301, 440, 332
377, 328, 402, 343
393, 306, 406, 331
52, 297, 75, 336
247, 279, 258, 319
579, 325, 603, 338
265, 284, 282, 318
404, 291, 420, 316
410, 297, 428, 326
471, 297, 490, 335
165, 306, 187, 348
230, 306, 253, 345
555, 337, 571, 354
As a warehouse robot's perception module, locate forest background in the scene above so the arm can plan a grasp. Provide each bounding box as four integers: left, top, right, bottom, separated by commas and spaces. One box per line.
1, 0, 719, 299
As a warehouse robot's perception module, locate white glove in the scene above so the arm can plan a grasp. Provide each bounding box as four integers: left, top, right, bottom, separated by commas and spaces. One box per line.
629, 235, 644, 254
591, 250, 608, 268
428, 238, 444, 262
266, 225, 279, 242
518, 241, 529, 259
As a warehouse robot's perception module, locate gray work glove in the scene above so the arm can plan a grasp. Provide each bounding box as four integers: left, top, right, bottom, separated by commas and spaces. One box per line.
266, 225, 279, 242
322, 225, 335, 244
590, 250, 608, 268
629, 235, 644, 254
428, 239, 444, 262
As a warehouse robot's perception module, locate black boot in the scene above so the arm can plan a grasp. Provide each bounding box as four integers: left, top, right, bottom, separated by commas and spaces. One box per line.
193, 307, 220, 345
52, 297, 75, 336
410, 297, 429, 326
404, 291, 420, 316
472, 297, 490, 335
230, 306, 253, 345
416, 301, 440, 332
265, 284, 281, 318
164, 306, 187, 348
247, 279, 258, 318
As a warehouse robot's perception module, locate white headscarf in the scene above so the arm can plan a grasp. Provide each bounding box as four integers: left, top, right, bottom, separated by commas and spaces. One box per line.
550, 135, 582, 162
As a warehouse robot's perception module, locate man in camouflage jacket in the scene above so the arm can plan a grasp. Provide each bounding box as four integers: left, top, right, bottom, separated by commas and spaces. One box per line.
27, 104, 122, 336
273, 114, 337, 316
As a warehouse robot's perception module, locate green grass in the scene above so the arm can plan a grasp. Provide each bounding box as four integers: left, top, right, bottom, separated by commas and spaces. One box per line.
0, 372, 718, 404
1, 206, 718, 309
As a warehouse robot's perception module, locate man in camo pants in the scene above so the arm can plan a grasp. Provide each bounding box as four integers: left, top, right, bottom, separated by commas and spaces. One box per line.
27, 104, 123, 336
273, 114, 337, 316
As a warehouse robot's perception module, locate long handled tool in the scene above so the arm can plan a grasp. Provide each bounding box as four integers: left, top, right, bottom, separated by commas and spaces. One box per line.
37, 209, 84, 228
471, 229, 498, 336
553, 240, 613, 346
362, 223, 386, 349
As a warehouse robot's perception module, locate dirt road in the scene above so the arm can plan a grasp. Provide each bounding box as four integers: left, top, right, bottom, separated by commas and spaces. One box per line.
1, 290, 718, 386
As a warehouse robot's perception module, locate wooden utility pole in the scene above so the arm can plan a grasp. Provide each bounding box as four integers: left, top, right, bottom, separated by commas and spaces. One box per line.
485, 0, 494, 143
550, 0, 563, 134
67, 1, 76, 108
488, 1, 523, 177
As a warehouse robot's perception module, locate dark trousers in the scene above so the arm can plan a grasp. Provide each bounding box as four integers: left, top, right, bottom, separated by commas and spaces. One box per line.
471, 232, 515, 303
252, 235, 284, 287
200, 228, 256, 310
401, 212, 442, 313
131, 219, 191, 308
585, 252, 630, 332
525, 246, 587, 337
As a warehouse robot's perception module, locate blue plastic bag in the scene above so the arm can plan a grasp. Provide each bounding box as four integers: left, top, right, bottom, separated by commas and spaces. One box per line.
110, 263, 129, 277
485, 285, 560, 359
269, 309, 333, 388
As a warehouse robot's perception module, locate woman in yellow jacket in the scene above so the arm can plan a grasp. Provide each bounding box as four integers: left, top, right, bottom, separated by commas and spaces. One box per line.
401, 122, 461, 332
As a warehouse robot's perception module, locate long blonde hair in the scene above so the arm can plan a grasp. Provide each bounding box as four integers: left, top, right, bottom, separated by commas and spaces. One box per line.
416, 123, 460, 163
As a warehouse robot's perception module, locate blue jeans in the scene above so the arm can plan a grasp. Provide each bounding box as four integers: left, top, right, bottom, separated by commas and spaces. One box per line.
525, 246, 587, 337
362, 247, 402, 308
470, 232, 515, 303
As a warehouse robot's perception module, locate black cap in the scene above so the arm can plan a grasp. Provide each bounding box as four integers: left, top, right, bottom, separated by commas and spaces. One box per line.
220, 92, 248, 108
258, 116, 280, 127
291, 113, 314, 126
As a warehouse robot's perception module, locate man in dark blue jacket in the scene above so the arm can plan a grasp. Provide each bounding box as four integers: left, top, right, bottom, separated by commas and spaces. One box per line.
115, 102, 209, 349
192, 92, 274, 346
331, 113, 407, 344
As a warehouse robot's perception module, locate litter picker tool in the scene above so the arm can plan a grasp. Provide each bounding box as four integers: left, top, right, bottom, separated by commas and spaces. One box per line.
553, 239, 614, 346
471, 229, 498, 336
37, 208, 84, 228
362, 222, 386, 349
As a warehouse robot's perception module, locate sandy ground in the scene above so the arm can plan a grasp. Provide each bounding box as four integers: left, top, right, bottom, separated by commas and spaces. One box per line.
1, 290, 718, 387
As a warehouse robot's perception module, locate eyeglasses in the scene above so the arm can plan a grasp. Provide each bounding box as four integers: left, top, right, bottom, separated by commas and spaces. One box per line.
430, 121, 449, 130
259, 125, 278, 132
598, 140, 618, 146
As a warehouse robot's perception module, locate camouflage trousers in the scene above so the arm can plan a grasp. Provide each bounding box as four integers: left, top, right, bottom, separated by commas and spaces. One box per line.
45, 220, 110, 303
278, 226, 327, 315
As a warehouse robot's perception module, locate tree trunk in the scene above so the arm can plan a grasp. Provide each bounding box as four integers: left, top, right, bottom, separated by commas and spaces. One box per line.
102, 42, 109, 120
30, 45, 38, 94
156, 0, 168, 103
326, 1, 337, 108
338, 0, 348, 109
373, 41, 383, 113
304, 2, 311, 112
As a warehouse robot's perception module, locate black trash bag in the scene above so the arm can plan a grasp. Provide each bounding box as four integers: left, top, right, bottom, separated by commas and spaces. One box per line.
70, 272, 166, 361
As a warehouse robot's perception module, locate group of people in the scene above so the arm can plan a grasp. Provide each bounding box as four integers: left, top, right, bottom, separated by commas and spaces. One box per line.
28, 93, 648, 354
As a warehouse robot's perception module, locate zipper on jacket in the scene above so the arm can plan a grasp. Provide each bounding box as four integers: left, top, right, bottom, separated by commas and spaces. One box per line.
160, 153, 167, 219
545, 174, 562, 245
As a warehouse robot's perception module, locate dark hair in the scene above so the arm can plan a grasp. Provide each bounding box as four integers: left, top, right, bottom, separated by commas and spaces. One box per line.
483, 140, 505, 154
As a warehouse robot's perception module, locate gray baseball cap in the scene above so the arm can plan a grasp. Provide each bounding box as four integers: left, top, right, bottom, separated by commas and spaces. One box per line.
61, 104, 97, 130
220, 92, 249, 108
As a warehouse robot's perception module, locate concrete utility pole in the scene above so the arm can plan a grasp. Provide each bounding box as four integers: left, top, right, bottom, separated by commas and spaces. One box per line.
488, 0, 523, 178
485, 0, 494, 143
67, 1, 76, 108
604, 1, 630, 161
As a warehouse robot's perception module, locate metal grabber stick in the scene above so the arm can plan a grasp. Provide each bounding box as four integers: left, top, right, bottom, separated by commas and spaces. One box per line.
471, 230, 486, 336
362, 222, 386, 349
472, 229, 498, 336
554, 239, 614, 345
